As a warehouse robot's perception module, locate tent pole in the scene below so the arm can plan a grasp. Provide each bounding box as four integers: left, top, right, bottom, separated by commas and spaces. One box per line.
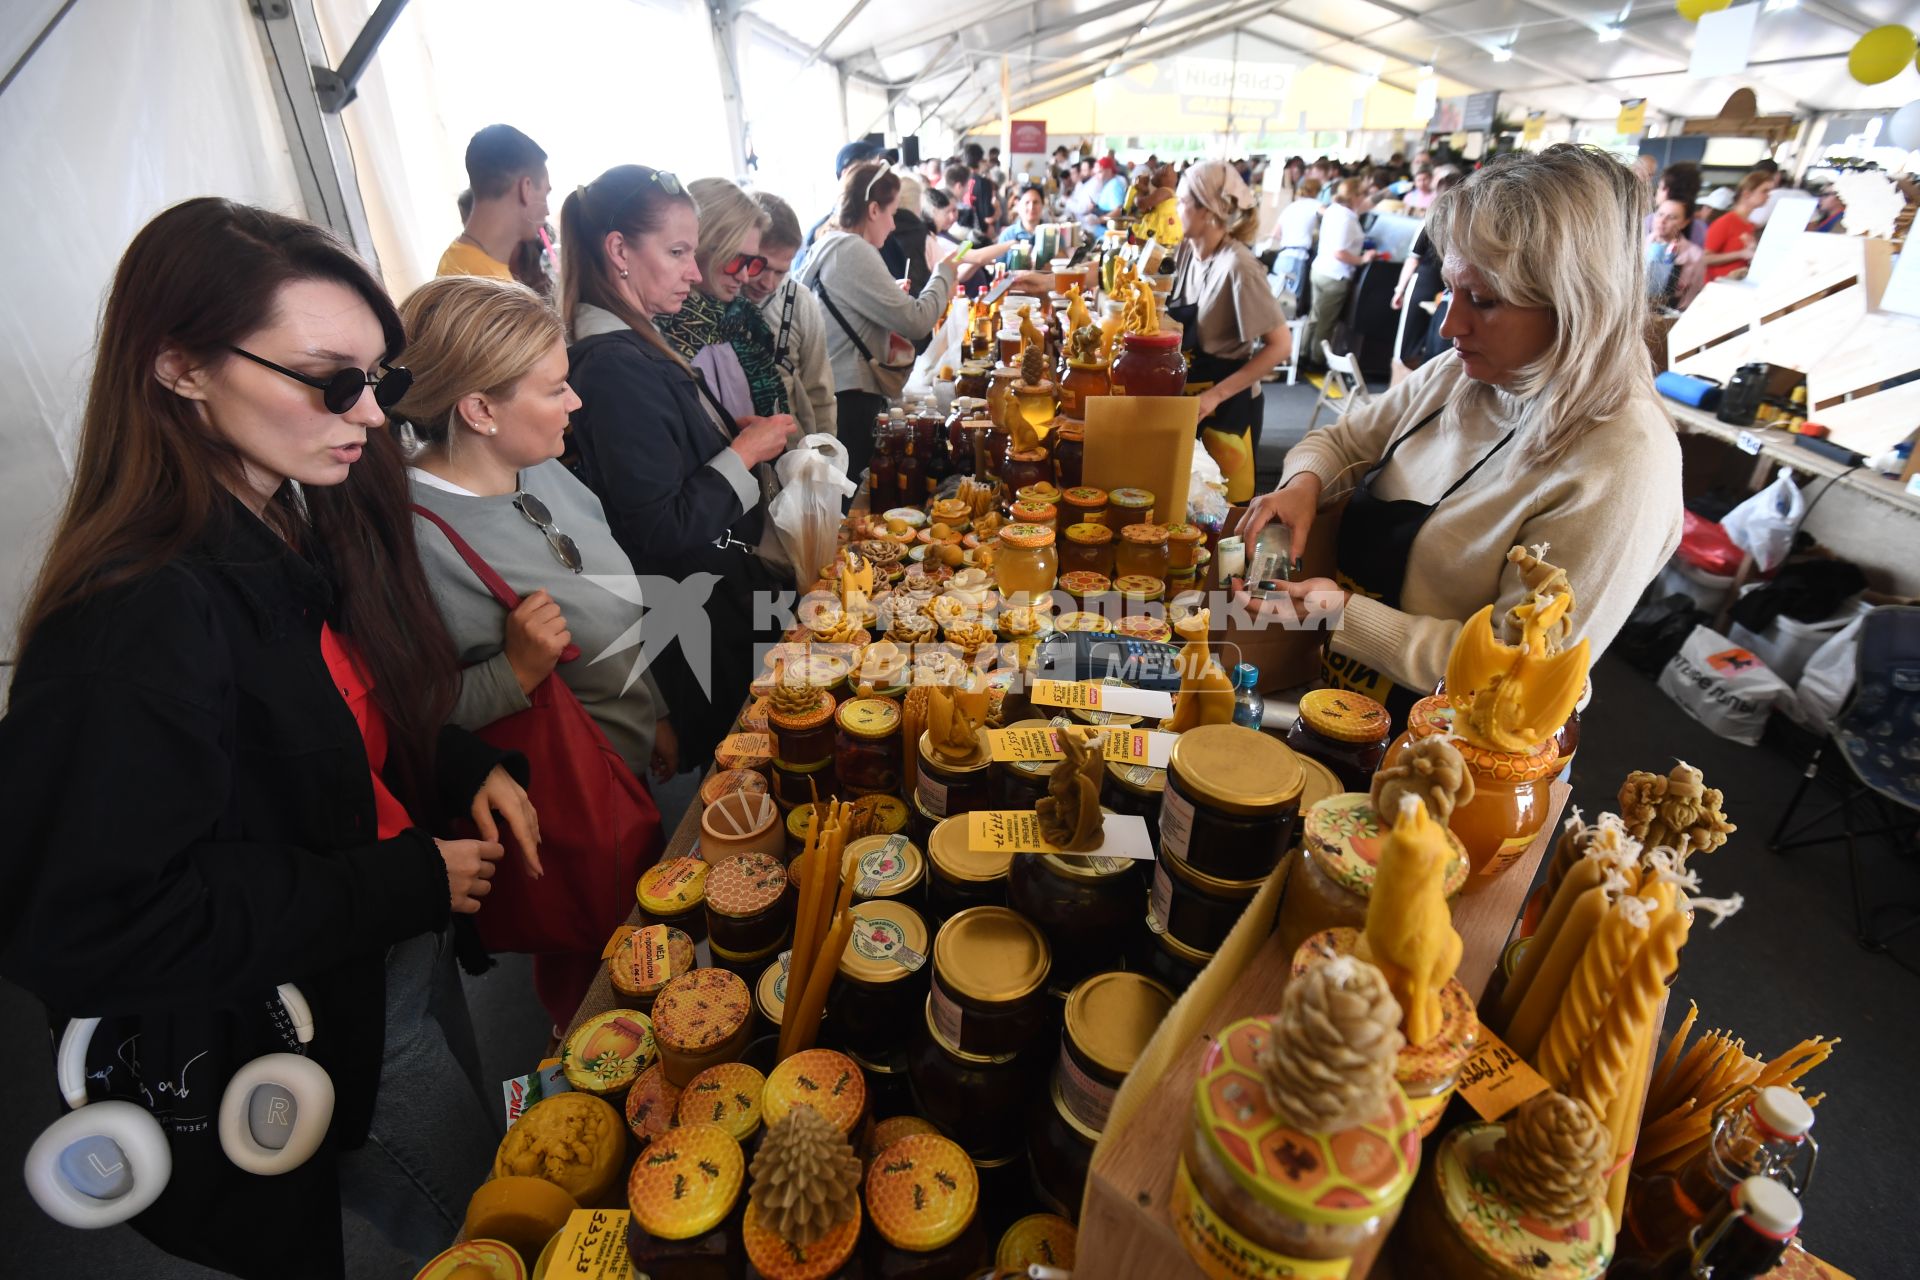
0, 0, 80, 101
707, 0, 751, 176
311, 0, 409, 112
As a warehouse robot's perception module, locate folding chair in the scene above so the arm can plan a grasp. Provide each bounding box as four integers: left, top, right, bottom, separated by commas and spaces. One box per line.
1306, 343, 1373, 431
1768, 605, 1920, 951
1274, 317, 1309, 387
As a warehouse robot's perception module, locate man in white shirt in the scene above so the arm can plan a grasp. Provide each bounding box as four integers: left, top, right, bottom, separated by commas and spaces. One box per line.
749, 193, 837, 438
1306, 178, 1378, 363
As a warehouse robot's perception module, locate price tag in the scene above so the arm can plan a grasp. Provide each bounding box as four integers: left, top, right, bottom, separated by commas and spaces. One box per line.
547, 1209, 636, 1279
601, 924, 637, 960
1030, 679, 1174, 719
629, 924, 673, 990
1736, 430, 1764, 456
986, 725, 1176, 767
966, 811, 1155, 861
1455, 1025, 1551, 1121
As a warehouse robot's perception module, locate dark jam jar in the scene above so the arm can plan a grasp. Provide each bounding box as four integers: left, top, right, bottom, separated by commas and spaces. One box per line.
836, 695, 904, 794
828, 900, 933, 1065
907, 996, 1033, 1160
1059, 522, 1115, 578
845, 833, 927, 910
928, 907, 1051, 1059
1103, 759, 1167, 847
1030, 1077, 1100, 1221
624, 1121, 746, 1277
925, 816, 1013, 925
1159, 725, 1304, 883
864, 1132, 992, 1276
1051, 421, 1085, 490
1002, 447, 1052, 499
1005, 847, 1141, 991
1110, 331, 1186, 396
1147, 845, 1263, 954
916, 730, 993, 822
1130, 925, 1213, 996
1283, 689, 1393, 793
703, 852, 792, 968
768, 688, 838, 770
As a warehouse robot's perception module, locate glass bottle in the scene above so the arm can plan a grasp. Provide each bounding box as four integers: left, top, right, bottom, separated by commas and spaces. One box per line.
871, 419, 901, 511
1052, 422, 1085, 490
1649, 1177, 1801, 1280
1231, 664, 1264, 730
899, 435, 926, 510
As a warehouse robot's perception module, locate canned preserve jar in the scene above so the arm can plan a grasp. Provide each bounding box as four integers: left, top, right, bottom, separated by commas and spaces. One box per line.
835, 695, 904, 794
928, 906, 1051, 1058
926, 815, 1014, 923
829, 899, 933, 1064
1284, 689, 1393, 793
1005, 846, 1141, 989
1160, 724, 1304, 882
907, 996, 1034, 1160
1148, 846, 1264, 953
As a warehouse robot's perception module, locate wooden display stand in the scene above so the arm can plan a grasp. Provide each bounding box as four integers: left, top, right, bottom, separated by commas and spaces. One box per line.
1076, 782, 1571, 1280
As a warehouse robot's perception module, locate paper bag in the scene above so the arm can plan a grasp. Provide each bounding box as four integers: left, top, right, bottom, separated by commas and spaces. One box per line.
1082, 395, 1199, 525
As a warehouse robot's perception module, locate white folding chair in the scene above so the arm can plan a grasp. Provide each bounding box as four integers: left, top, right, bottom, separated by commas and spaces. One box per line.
1306, 342, 1373, 430
1274, 317, 1309, 386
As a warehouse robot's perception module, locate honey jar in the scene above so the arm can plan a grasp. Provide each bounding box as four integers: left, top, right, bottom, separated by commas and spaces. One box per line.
1131, 924, 1212, 994
916, 730, 993, 821
562, 1008, 656, 1102
1147, 846, 1264, 953
704, 852, 791, 977
994, 523, 1058, 603
762, 1048, 868, 1140
1283, 688, 1393, 793
1060, 522, 1115, 578
1274, 791, 1470, 962
844, 832, 927, 909
906, 997, 1033, 1160
1160, 725, 1304, 882
770, 754, 835, 812
768, 688, 838, 769
1060, 485, 1109, 528
864, 1133, 990, 1273
829, 899, 932, 1065
625, 1121, 745, 1273
1007, 499, 1058, 531
993, 717, 1060, 809
637, 856, 711, 957
1107, 486, 1156, 526
925, 815, 1013, 924
835, 695, 903, 794
1115, 523, 1171, 582
652, 968, 752, 1087
674, 1061, 766, 1149
1005, 846, 1142, 990
928, 907, 1051, 1059
1103, 759, 1167, 843
624, 1060, 680, 1148
1383, 696, 1561, 878
1164, 522, 1205, 571
607, 924, 697, 1011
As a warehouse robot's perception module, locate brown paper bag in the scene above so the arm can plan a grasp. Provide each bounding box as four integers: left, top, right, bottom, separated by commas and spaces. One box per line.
1082, 395, 1198, 525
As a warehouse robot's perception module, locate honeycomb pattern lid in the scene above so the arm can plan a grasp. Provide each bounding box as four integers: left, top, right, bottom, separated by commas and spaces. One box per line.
675, 1062, 767, 1145
1408, 695, 1561, 781
1433, 1122, 1616, 1280
638, 857, 708, 915
705, 852, 788, 919
1304, 794, 1469, 899
1290, 928, 1479, 1081
742, 1197, 862, 1280
866, 1133, 979, 1252
627, 1122, 744, 1241
624, 1061, 681, 1148
996, 1213, 1078, 1271
1193, 1016, 1419, 1227
763, 1049, 867, 1136
562, 1010, 656, 1096
867, 1115, 940, 1167
651, 969, 751, 1053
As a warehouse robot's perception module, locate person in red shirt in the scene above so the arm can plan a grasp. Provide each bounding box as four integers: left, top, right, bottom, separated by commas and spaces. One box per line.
1703, 172, 1772, 283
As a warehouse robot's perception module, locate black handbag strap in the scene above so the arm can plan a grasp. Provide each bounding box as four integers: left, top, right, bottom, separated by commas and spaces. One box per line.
812, 279, 878, 363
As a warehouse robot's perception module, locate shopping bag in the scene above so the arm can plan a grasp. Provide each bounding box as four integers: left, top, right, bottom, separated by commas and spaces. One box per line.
1720, 468, 1805, 574
768, 432, 856, 588
1657, 625, 1793, 746
1787, 615, 1864, 734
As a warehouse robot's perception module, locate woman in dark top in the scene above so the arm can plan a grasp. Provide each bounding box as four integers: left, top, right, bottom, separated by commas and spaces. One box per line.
0, 199, 534, 1277
559, 165, 794, 762
1390, 167, 1463, 366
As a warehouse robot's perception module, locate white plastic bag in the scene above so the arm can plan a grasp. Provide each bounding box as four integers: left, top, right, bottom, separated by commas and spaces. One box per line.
1787, 615, 1863, 734
1719, 467, 1805, 574
768, 434, 856, 590
1657, 625, 1793, 746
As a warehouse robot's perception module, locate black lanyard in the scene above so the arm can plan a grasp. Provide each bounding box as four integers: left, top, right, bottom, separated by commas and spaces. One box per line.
773, 284, 796, 372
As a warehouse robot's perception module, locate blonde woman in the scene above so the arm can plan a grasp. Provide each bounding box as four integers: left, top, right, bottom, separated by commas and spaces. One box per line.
657, 176, 785, 418
395, 275, 671, 1028
1239, 144, 1683, 717
1167, 159, 1293, 503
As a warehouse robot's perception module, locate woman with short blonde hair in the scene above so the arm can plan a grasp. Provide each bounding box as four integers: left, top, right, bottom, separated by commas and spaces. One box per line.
1240, 144, 1683, 716
657, 176, 786, 418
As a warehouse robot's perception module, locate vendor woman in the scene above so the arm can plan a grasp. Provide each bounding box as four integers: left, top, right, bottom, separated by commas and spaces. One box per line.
1168, 159, 1293, 503
1239, 144, 1683, 716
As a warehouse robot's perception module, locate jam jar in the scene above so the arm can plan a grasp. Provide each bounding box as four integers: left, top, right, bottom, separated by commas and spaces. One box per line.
652, 968, 754, 1087
1275, 790, 1470, 962
994, 523, 1058, 603
704, 851, 791, 974
1061, 486, 1108, 528
638, 856, 712, 959
1284, 689, 1393, 793
1147, 846, 1263, 953
916, 730, 993, 821
1059, 361, 1110, 421
1130, 925, 1212, 995
1164, 523, 1205, 572
771, 754, 835, 811
953, 363, 989, 404
1115, 523, 1170, 581
1111, 331, 1187, 397
836, 695, 903, 794
1107, 486, 1157, 527
1160, 725, 1304, 882
864, 1132, 992, 1275
830, 899, 933, 1065
908, 996, 1034, 1160
1060, 522, 1114, 578
608, 923, 698, 1012
1031, 1077, 1101, 1221
1103, 759, 1166, 846
768, 688, 838, 769
928, 906, 1052, 1059
1383, 696, 1561, 878
1006, 845, 1141, 990
1051, 421, 1085, 490
625, 1121, 746, 1277
926, 815, 1013, 924
1007, 499, 1058, 532
993, 717, 1060, 809
845, 832, 927, 909
1001, 448, 1052, 500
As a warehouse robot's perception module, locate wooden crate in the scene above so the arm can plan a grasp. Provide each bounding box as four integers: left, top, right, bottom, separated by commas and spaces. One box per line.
1077, 782, 1571, 1280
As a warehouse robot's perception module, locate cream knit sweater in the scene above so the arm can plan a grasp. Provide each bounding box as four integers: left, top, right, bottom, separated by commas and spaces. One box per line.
1279, 353, 1683, 693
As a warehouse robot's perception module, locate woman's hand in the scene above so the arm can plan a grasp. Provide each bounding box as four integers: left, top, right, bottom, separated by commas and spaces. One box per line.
505, 590, 570, 695
470, 764, 542, 878
731, 415, 793, 468
1390, 285, 1406, 311
650, 719, 680, 783
1236, 473, 1322, 561
1228, 576, 1351, 625
435, 837, 505, 914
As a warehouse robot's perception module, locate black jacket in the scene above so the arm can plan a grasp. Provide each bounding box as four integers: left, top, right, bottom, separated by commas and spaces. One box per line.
0, 499, 513, 1278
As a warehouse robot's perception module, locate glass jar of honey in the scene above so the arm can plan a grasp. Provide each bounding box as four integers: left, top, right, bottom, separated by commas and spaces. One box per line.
1006, 849, 1142, 990
1059, 360, 1110, 420
1108, 487, 1156, 526
1056, 573, 1111, 604
1001, 448, 1052, 499
1116, 523, 1171, 581
1164, 523, 1205, 572
1052, 421, 1085, 490
1060, 522, 1115, 578
1061, 486, 1108, 527
928, 906, 1052, 1059
954, 363, 990, 403
994, 524, 1058, 603
925, 815, 1014, 925
1007, 499, 1058, 532
1111, 331, 1187, 396
1283, 689, 1392, 793
835, 695, 903, 794
1381, 696, 1561, 879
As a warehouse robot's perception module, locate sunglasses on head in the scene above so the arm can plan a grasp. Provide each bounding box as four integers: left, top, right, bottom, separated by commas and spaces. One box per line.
228, 346, 413, 415
721, 253, 769, 278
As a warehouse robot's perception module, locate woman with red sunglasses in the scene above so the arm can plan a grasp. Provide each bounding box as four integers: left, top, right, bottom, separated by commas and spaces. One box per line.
657, 177, 790, 424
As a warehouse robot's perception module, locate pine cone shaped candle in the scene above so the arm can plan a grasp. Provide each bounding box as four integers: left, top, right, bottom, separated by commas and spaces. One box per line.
1495, 1091, 1610, 1227
769, 676, 821, 723
748, 1104, 863, 1248
1255, 955, 1405, 1132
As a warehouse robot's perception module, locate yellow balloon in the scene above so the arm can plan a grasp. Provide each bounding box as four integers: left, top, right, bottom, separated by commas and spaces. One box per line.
1676, 0, 1732, 22
1848, 25, 1917, 85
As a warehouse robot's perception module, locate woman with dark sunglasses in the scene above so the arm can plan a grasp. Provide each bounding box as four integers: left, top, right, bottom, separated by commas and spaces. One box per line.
559, 165, 794, 764
657, 177, 792, 424
395, 274, 673, 1030
0, 199, 536, 1275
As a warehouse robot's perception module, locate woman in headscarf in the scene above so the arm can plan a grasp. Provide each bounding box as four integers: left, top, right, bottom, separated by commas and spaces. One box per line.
1166, 159, 1294, 503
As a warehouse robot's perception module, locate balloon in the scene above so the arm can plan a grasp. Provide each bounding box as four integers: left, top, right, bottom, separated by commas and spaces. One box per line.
1676, 0, 1731, 21
1847, 25, 1916, 85
1891, 100, 1920, 152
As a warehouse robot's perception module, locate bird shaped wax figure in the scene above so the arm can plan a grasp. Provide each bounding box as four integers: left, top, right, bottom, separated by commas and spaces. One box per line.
1446, 546, 1590, 754
926, 680, 991, 764
1355, 794, 1465, 1046
1037, 726, 1106, 851
1162, 609, 1236, 732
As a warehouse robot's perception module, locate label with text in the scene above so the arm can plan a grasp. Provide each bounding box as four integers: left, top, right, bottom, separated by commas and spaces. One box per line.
1171, 1157, 1352, 1279
1159, 779, 1197, 862
966, 810, 1155, 861
1030, 679, 1175, 719
986, 724, 1176, 767
1456, 1025, 1552, 1121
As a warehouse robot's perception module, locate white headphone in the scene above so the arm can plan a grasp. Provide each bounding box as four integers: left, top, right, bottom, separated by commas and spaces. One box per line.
24, 983, 335, 1229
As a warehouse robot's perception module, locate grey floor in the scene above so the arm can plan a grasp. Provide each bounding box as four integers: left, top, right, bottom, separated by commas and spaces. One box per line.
2, 385, 1911, 1278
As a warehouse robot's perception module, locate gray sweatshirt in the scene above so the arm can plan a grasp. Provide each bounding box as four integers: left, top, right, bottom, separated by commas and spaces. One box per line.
410, 458, 667, 772
757, 278, 838, 436
795, 228, 955, 398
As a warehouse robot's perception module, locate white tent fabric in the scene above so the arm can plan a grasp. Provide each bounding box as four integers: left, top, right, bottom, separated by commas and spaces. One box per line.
0, 0, 303, 660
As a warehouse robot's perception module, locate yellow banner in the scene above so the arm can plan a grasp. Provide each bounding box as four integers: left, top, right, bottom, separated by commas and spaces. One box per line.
1522, 111, 1544, 142
1617, 98, 1647, 134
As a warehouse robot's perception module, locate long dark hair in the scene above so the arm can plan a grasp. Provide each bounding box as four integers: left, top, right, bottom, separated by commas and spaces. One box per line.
18, 198, 457, 815
558, 164, 695, 366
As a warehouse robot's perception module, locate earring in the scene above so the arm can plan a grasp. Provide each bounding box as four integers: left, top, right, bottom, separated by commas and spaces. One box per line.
619, 268, 630, 279
488, 427, 499, 435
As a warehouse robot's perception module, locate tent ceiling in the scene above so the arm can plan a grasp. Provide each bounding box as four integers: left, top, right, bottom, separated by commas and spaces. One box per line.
730, 0, 1917, 133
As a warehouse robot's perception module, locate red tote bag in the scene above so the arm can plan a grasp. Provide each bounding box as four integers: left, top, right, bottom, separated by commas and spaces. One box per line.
414, 504, 664, 955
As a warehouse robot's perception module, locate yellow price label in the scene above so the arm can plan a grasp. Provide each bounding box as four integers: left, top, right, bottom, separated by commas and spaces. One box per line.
968, 810, 1059, 853
547, 1209, 636, 1278
1456, 1025, 1552, 1121
984, 725, 1167, 766
1030, 678, 1102, 710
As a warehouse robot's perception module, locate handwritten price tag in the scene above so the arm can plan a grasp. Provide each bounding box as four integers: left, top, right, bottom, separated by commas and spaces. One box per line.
1456, 1025, 1551, 1121
1030, 679, 1175, 719
985, 726, 1176, 767
966, 811, 1155, 861
549, 1209, 636, 1278
629, 924, 673, 989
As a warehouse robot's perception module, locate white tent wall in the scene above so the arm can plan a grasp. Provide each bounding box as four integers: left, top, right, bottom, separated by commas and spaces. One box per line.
0, 0, 306, 661
738, 17, 852, 226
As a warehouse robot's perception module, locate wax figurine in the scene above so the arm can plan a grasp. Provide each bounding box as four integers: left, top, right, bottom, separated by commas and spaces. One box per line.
1037, 726, 1106, 851
1162, 609, 1236, 732
1355, 795, 1464, 1047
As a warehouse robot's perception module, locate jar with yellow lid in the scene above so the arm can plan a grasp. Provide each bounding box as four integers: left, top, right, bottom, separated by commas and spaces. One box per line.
925, 815, 1013, 924
996, 1213, 1077, 1273
866, 1114, 940, 1168
864, 1132, 990, 1273
1160, 724, 1304, 882
762, 1048, 868, 1141
1007, 499, 1058, 531
1107, 487, 1156, 525
1383, 695, 1561, 878
1147, 842, 1265, 953
674, 1061, 766, 1150
1054, 606, 1114, 632
1051, 420, 1085, 490
768, 688, 837, 770
1130, 924, 1212, 995
1394, 1120, 1615, 1280
1059, 521, 1114, 578
994, 523, 1058, 603
637, 856, 711, 957
928, 906, 1051, 1059
1284, 688, 1393, 792
843, 832, 927, 909
625, 1121, 745, 1274
1292, 927, 1479, 1138
1275, 791, 1472, 963
1115, 614, 1172, 644
1174, 1017, 1418, 1275
1114, 575, 1165, 610
412, 1241, 526, 1280
906, 995, 1033, 1160
835, 696, 903, 794
1061, 485, 1108, 528
1163, 522, 1205, 571
651, 968, 753, 1087
562, 1009, 656, 1102
916, 730, 993, 822
625, 1061, 681, 1149
703, 851, 792, 976
1104, 758, 1167, 843
829, 899, 933, 1064
1115, 523, 1171, 581
605, 923, 696, 1012
1006, 842, 1143, 989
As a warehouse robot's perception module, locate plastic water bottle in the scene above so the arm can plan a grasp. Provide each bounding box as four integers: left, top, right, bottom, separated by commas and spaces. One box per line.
1232, 664, 1265, 730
